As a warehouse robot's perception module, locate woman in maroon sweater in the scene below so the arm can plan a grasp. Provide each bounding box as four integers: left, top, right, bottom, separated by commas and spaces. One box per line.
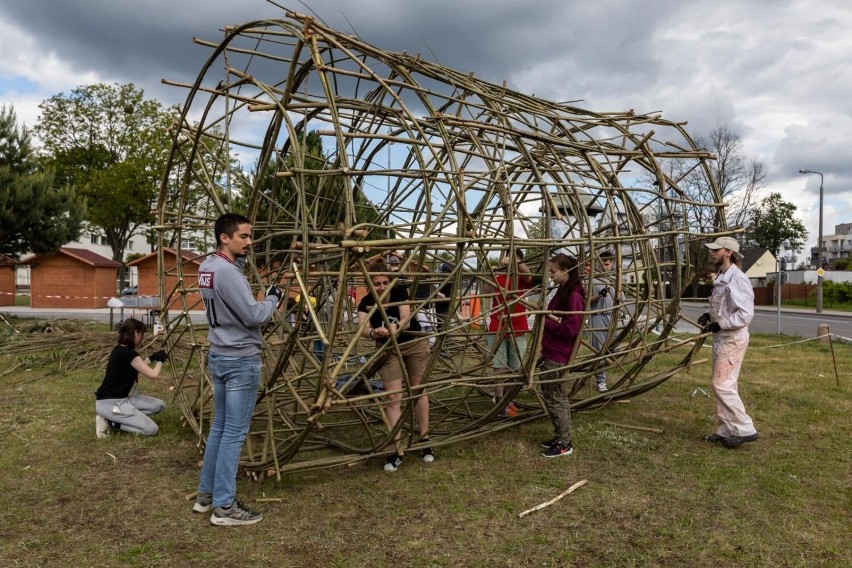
539, 253, 585, 458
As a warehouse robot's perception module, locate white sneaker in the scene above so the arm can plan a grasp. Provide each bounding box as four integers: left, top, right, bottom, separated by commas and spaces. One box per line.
95, 415, 110, 438
596, 382, 608, 393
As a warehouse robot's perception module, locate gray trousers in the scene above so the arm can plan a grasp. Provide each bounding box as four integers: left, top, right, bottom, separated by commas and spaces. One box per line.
589, 311, 613, 384
96, 386, 164, 436
590, 330, 607, 384
539, 359, 573, 445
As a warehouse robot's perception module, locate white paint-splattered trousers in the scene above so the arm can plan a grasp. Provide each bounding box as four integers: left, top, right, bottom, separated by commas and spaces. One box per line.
711, 328, 757, 438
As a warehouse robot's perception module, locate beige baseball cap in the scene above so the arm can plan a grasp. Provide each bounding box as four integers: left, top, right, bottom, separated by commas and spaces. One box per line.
705, 236, 742, 257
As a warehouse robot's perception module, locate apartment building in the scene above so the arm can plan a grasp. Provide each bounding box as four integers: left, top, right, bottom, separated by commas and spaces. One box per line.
810, 222, 852, 267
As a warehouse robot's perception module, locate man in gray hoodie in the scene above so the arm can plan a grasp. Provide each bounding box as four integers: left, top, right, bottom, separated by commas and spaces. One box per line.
192, 213, 282, 525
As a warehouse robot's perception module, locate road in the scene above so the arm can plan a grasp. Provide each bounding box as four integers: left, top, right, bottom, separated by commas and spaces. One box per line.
680, 303, 851, 341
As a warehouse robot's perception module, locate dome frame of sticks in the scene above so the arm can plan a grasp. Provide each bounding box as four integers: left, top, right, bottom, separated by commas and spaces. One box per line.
156, 10, 720, 476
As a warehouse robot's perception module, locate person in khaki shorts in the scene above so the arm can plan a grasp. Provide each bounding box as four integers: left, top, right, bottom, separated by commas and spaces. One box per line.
357, 260, 433, 472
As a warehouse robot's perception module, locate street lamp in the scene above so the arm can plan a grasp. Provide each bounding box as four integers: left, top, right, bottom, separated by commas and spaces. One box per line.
798, 168, 824, 313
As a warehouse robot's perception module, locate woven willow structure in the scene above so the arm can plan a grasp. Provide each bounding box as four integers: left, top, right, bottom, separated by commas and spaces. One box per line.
156, 11, 721, 476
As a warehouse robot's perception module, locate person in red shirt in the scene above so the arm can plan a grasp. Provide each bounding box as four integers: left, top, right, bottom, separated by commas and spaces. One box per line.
486, 249, 532, 417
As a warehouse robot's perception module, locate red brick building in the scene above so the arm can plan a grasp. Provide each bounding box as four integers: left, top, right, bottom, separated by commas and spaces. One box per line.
0, 255, 16, 307
23, 248, 121, 308
127, 248, 204, 310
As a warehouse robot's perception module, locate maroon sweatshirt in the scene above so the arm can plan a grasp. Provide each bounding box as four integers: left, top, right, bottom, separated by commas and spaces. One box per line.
541, 283, 585, 364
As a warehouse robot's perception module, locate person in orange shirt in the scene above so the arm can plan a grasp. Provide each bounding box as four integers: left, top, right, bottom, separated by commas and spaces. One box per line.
486, 249, 532, 417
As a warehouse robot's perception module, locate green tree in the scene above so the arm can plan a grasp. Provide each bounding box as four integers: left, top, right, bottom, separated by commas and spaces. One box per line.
747, 192, 807, 255
35, 83, 174, 284
748, 192, 807, 306
0, 105, 85, 258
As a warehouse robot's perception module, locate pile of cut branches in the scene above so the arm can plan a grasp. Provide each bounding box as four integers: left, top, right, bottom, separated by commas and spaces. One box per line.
0, 320, 117, 386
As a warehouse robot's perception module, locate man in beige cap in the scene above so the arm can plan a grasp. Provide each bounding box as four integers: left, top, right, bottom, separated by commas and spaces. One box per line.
697, 236, 759, 449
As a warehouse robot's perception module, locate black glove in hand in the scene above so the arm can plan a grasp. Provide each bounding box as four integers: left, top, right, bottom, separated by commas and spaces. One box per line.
266, 284, 283, 302
599, 286, 610, 298
149, 350, 168, 363
697, 312, 711, 326
702, 322, 721, 333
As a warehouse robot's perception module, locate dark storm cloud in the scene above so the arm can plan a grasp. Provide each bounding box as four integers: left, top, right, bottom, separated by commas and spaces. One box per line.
0, 0, 677, 106
1, 1, 850, 249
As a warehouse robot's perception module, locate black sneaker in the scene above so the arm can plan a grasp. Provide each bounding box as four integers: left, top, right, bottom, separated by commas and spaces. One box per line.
721, 433, 759, 449
384, 455, 403, 472
542, 441, 574, 458
703, 433, 726, 443
420, 447, 435, 463
540, 436, 558, 449
210, 500, 263, 526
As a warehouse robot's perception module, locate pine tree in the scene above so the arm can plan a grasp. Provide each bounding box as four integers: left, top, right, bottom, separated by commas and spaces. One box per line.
0, 105, 85, 258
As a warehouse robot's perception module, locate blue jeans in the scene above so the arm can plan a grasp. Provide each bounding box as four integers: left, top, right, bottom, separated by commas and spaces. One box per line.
197, 353, 261, 508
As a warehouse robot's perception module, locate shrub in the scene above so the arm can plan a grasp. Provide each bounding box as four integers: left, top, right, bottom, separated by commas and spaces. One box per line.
821, 280, 852, 306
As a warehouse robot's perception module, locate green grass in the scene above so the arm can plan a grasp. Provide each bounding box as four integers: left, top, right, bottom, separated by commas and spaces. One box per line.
1, 330, 850, 567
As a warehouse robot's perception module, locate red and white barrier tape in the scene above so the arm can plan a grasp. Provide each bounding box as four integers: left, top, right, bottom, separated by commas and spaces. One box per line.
0, 291, 199, 299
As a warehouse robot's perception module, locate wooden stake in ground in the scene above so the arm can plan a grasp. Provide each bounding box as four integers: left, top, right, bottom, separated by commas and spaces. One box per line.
828, 333, 840, 387
518, 479, 587, 518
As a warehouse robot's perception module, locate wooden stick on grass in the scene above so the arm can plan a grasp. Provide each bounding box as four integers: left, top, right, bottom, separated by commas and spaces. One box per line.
518, 479, 587, 518
603, 421, 664, 434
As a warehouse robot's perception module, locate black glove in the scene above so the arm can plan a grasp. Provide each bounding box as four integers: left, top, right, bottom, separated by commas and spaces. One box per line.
702, 322, 721, 333
266, 284, 283, 302
599, 286, 610, 298
149, 350, 168, 363
697, 312, 711, 326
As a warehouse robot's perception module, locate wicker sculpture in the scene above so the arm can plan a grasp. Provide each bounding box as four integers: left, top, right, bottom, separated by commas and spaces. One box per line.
156, 11, 721, 476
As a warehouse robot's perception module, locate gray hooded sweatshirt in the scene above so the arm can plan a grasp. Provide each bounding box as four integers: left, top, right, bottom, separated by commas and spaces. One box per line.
198, 253, 277, 357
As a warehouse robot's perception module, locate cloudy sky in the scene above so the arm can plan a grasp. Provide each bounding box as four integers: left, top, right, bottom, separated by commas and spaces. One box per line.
1, 0, 849, 254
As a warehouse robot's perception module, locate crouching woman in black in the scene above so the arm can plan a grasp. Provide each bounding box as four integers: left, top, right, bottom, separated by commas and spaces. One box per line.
95, 318, 168, 438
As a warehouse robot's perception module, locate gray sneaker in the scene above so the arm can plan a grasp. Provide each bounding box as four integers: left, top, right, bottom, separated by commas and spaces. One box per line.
210, 500, 263, 526
192, 492, 212, 513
